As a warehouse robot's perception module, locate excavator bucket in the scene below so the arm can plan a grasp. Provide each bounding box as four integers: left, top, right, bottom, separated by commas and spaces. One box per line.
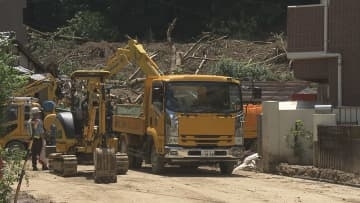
94, 148, 117, 183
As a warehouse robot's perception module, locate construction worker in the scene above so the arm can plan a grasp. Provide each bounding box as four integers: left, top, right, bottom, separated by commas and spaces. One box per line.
29, 107, 48, 171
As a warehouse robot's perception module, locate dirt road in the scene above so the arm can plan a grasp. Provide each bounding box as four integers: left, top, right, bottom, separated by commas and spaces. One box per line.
18, 165, 360, 203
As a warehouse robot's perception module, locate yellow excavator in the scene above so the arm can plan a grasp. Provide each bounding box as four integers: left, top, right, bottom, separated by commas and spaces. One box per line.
105, 39, 246, 174
44, 70, 128, 183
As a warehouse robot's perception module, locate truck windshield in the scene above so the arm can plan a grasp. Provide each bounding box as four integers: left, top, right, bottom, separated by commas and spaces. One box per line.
165, 82, 242, 113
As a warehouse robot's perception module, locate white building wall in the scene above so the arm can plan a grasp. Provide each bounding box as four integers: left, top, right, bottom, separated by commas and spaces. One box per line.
259, 101, 337, 172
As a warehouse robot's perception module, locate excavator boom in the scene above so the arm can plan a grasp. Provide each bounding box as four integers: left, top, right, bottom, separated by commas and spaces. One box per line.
105, 39, 163, 77
13, 73, 58, 102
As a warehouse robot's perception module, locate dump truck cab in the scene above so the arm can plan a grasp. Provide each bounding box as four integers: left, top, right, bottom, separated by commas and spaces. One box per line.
150, 75, 244, 161
113, 75, 244, 174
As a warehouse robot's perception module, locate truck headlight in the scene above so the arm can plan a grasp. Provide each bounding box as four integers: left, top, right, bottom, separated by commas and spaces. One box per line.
166, 110, 178, 144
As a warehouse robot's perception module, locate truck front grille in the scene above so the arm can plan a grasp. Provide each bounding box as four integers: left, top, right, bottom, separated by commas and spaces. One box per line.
179, 134, 233, 146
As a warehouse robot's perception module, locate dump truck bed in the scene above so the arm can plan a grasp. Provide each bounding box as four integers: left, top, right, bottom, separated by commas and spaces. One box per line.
112, 104, 146, 135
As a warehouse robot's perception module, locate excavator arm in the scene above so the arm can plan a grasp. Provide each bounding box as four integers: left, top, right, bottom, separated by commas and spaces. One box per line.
13, 73, 58, 102
104, 39, 163, 77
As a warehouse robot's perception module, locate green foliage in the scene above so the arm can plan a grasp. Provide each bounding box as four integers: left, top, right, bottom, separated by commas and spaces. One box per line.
58, 59, 81, 75
207, 17, 259, 39
25, 0, 320, 41
0, 34, 30, 201
0, 35, 29, 106
27, 33, 80, 75
286, 120, 313, 162
56, 11, 118, 41
209, 58, 293, 81
0, 148, 28, 202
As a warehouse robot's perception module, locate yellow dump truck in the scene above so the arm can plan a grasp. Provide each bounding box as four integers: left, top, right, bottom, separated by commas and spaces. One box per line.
106, 39, 246, 174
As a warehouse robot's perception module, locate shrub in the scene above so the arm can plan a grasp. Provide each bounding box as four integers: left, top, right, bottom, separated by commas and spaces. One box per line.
0, 33, 30, 202
210, 58, 293, 81
210, 58, 271, 81
0, 148, 27, 202
56, 11, 118, 41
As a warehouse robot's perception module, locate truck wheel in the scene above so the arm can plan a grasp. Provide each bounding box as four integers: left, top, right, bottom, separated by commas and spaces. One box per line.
151, 144, 164, 174
219, 162, 235, 175
6, 141, 26, 153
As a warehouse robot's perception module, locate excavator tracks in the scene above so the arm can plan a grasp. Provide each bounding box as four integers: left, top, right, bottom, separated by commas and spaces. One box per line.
48, 153, 77, 177
48, 150, 128, 183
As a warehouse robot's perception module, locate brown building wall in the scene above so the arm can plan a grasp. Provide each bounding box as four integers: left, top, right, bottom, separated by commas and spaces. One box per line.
0, 0, 27, 43
291, 58, 329, 82
292, 57, 338, 105
287, 0, 360, 106
287, 5, 324, 52
327, 0, 360, 106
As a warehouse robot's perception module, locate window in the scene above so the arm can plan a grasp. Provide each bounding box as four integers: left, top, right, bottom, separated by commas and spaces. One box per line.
152, 82, 164, 110
165, 82, 242, 113
6, 105, 18, 122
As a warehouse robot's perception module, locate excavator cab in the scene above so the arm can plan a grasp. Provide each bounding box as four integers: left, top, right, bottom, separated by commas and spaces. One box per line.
70, 70, 109, 142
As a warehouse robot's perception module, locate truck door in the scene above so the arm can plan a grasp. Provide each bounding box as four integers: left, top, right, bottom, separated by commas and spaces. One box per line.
149, 82, 165, 152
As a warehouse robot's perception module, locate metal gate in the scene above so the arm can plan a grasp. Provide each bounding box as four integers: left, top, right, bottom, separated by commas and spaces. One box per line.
317, 125, 360, 174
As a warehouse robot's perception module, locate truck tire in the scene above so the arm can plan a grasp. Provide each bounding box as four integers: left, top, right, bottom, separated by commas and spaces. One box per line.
219, 162, 235, 175
151, 144, 164, 174
6, 141, 26, 153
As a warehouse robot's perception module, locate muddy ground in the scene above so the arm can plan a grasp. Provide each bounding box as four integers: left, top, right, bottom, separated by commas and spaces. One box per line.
11, 163, 360, 203
277, 163, 360, 187
14, 35, 358, 202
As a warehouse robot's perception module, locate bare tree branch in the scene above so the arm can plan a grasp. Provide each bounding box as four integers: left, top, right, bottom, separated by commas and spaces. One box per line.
167, 18, 177, 73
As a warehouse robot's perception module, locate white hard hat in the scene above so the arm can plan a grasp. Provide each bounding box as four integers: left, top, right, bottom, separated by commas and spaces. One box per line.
31, 107, 41, 114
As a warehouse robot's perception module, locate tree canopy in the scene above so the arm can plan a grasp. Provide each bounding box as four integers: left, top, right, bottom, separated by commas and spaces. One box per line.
24, 0, 319, 41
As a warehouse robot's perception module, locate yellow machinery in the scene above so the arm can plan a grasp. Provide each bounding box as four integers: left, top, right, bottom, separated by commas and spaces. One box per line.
1, 73, 65, 151
44, 70, 128, 183
13, 73, 60, 104
106, 39, 245, 174
0, 97, 41, 150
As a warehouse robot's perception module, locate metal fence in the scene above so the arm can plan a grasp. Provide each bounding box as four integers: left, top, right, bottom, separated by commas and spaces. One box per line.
316, 125, 360, 174
335, 106, 360, 125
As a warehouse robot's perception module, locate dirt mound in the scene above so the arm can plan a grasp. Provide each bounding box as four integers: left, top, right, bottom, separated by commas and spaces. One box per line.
49, 35, 288, 75
47, 36, 289, 103
277, 163, 360, 187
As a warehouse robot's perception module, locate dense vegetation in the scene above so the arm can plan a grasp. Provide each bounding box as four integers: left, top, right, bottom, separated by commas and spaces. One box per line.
0, 33, 29, 202
24, 0, 319, 41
